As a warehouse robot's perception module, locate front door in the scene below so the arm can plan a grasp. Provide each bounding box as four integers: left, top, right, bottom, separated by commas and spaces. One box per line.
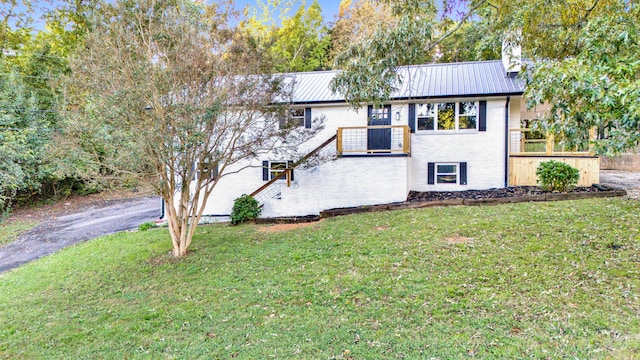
367, 105, 392, 151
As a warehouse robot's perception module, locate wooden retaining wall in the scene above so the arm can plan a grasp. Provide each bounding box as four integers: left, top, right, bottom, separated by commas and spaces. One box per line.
509, 155, 600, 186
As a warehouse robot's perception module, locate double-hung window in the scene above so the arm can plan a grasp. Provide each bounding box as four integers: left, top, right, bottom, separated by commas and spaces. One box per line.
279, 108, 312, 129
436, 164, 458, 184
415, 101, 478, 132
428, 162, 468, 185
262, 160, 294, 181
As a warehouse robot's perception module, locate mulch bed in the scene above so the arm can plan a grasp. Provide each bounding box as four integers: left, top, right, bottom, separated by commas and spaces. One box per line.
319, 185, 626, 218
408, 185, 613, 202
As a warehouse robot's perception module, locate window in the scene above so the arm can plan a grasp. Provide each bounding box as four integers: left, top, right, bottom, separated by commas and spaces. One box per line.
416, 103, 435, 131
458, 102, 477, 130
201, 162, 218, 181
437, 103, 456, 130
436, 164, 457, 184
428, 162, 467, 185
192, 162, 218, 181
269, 161, 288, 180
262, 160, 294, 181
279, 108, 311, 129
415, 101, 478, 132
370, 106, 390, 122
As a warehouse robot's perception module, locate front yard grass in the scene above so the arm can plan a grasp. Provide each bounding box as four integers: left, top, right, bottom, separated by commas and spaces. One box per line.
0, 198, 639, 358
0, 220, 37, 247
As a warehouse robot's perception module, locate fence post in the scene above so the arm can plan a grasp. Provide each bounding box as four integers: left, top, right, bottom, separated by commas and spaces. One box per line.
589, 127, 597, 155
336, 128, 343, 156
403, 126, 410, 154
546, 133, 554, 155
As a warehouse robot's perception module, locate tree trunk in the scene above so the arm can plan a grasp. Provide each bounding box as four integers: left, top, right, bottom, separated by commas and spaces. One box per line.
165, 186, 197, 258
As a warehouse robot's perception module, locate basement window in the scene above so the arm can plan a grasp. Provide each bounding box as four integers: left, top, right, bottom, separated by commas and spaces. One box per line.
436, 164, 458, 184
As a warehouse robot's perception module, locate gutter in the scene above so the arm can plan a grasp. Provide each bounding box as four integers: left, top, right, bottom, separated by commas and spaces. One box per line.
504, 96, 511, 188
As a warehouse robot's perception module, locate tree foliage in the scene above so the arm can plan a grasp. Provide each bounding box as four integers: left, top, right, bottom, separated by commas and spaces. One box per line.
0, 0, 97, 209
525, 4, 640, 155
331, 0, 437, 106
65, 0, 320, 257
329, 0, 394, 63
433, 17, 499, 63
0, 72, 49, 212
243, 0, 330, 72
476, 0, 623, 60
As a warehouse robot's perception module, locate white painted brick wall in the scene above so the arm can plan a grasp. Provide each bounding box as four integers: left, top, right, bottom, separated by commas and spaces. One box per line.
182, 98, 518, 218
260, 157, 408, 217
408, 98, 510, 191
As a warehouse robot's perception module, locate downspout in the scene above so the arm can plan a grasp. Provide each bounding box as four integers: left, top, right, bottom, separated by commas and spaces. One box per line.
160, 198, 165, 220
504, 96, 511, 188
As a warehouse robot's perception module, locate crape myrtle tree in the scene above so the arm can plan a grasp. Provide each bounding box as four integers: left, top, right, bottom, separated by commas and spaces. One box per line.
65, 0, 319, 257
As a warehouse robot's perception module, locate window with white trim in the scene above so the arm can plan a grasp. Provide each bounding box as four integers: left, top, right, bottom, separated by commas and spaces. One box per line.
270, 161, 288, 180
279, 108, 305, 129
428, 162, 467, 185
200, 162, 218, 181
436, 163, 458, 184
263, 160, 294, 181
415, 101, 478, 132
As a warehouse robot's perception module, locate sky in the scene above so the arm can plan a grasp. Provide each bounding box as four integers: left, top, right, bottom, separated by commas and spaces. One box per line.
6, 0, 345, 29
233, 0, 345, 23
8, 0, 456, 30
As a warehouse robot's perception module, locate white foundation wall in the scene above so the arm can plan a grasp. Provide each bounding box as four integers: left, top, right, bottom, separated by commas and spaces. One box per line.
260, 157, 408, 217
195, 154, 409, 218
193, 104, 409, 217
408, 98, 510, 191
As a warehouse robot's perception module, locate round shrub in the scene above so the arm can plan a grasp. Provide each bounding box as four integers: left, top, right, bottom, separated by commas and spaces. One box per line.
536, 160, 580, 192
230, 194, 262, 225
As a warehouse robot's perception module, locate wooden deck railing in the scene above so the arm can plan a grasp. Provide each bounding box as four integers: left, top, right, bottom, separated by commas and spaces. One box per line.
250, 135, 337, 199
337, 125, 410, 156
509, 128, 596, 156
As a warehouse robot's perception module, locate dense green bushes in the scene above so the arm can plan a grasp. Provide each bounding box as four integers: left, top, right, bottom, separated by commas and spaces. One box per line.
230, 194, 262, 225
536, 160, 580, 192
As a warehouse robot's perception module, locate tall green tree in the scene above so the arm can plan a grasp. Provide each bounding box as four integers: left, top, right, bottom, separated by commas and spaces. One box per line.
0, 72, 50, 212
243, 0, 330, 72
0, 1, 95, 209
329, 0, 394, 64
330, 0, 438, 106
525, 4, 640, 155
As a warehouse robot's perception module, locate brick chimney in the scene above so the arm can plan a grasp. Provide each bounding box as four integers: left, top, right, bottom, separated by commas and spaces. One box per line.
502, 36, 522, 77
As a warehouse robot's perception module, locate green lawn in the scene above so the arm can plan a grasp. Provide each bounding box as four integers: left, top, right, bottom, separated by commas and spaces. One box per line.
0, 220, 37, 247
1, 198, 639, 359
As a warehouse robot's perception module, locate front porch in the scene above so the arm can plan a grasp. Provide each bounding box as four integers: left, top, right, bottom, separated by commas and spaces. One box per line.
336, 125, 411, 156
509, 128, 600, 186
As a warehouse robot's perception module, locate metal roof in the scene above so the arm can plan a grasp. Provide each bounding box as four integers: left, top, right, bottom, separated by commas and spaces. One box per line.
289, 60, 524, 104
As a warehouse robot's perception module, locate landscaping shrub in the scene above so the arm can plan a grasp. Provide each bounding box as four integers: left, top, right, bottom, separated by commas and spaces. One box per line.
536, 160, 580, 192
230, 194, 261, 225
138, 222, 156, 231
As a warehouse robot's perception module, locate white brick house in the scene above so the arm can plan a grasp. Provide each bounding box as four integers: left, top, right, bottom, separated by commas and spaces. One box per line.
174, 58, 529, 220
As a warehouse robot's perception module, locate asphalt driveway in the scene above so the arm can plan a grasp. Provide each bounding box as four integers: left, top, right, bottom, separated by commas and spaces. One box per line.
0, 196, 161, 273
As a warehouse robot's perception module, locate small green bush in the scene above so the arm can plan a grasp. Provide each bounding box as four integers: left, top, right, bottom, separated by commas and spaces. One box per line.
138, 222, 156, 232
231, 194, 262, 225
536, 160, 580, 192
